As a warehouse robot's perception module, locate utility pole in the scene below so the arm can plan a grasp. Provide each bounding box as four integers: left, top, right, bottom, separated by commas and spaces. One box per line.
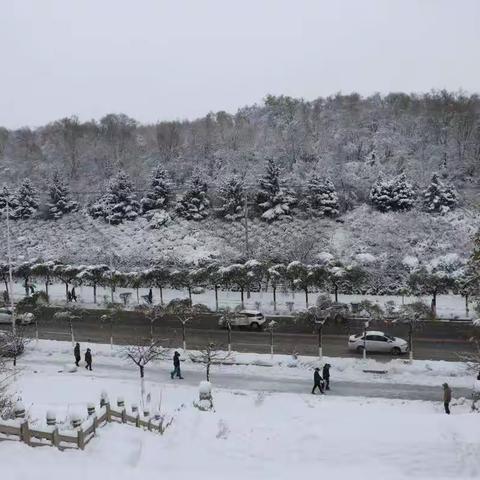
244, 190, 249, 257
6, 201, 15, 334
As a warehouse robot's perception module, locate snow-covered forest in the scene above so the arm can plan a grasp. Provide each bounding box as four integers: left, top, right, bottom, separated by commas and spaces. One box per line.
0, 91, 479, 272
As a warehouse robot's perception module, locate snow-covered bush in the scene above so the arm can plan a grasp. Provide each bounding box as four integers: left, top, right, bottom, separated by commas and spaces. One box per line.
216, 175, 245, 221
88, 171, 140, 224
305, 175, 339, 217
47, 171, 78, 219
423, 173, 458, 214
147, 209, 172, 229
10, 179, 39, 220
369, 173, 415, 212
176, 173, 210, 221
256, 158, 296, 222
141, 165, 172, 214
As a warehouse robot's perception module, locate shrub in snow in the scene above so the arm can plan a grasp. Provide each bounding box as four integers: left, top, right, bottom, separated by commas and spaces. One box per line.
256, 158, 296, 222
141, 165, 172, 213
216, 175, 245, 221
47, 171, 78, 219
369, 173, 415, 212
0, 184, 17, 217
422, 173, 458, 214
195, 381, 213, 411
176, 173, 210, 221
305, 175, 339, 217
147, 209, 172, 229
10, 178, 39, 220
14, 401, 26, 419
88, 170, 140, 224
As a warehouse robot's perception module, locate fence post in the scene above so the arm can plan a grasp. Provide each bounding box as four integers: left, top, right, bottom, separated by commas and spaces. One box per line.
51, 427, 59, 448
147, 419, 152, 431
106, 403, 112, 422
20, 421, 30, 446
77, 428, 85, 450
92, 415, 98, 434
121, 409, 127, 424
135, 414, 140, 428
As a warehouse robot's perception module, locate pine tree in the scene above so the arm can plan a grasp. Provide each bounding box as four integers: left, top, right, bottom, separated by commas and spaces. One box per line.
0, 185, 17, 216
10, 179, 38, 220
256, 158, 296, 221
141, 165, 172, 214
306, 175, 339, 217
176, 173, 210, 220
47, 171, 78, 219
370, 173, 415, 212
216, 175, 245, 221
423, 173, 458, 213
88, 170, 140, 224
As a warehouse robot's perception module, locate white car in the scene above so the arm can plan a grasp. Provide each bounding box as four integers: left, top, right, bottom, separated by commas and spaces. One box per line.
218, 310, 266, 330
0, 309, 34, 325
348, 330, 408, 356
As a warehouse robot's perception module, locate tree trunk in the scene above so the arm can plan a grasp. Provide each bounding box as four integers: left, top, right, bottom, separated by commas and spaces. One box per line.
240, 288, 244, 308
214, 285, 219, 312
318, 324, 323, 360
227, 327, 231, 353
334, 285, 338, 303
45, 280, 49, 300
111, 286, 114, 304
159, 286, 164, 305
93, 284, 97, 304
305, 288, 309, 308
140, 365, 144, 378
431, 292, 437, 316
182, 323, 186, 351
65, 282, 69, 301
465, 294, 469, 316
273, 286, 277, 311
188, 287, 192, 306
408, 323, 413, 361
136, 288, 140, 304
206, 362, 210, 382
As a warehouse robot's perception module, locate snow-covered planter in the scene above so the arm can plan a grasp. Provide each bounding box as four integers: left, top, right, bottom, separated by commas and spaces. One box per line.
14, 402, 25, 419
117, 397, 125, 409
100, 391, 109, 408
195, 381, 213, 411
46, 410, 56, 426
70, 413, 82, 428
87, 403, 96, 416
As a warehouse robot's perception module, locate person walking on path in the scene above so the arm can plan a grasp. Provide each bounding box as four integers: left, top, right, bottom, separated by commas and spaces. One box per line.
74, 342, 81, 367
312, 367, 324, 394
170, 351, 183, 379
85, 348, 93, 371
443, 383, 452, 414
322, 363, 331, 391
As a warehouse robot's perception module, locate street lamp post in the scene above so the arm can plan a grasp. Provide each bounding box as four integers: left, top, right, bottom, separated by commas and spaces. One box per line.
6, 201, 15, 334
363, 320, 369, 360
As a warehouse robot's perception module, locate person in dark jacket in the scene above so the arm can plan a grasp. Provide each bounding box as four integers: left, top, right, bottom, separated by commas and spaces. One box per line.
85, 348, 92, 371
170, 351, 183, 379
322, 363, 331, 390
74, 342, 81, 367
443, 383, 452, 414
312, 368, 324, 394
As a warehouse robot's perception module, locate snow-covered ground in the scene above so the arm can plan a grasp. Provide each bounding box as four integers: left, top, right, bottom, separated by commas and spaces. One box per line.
1, 339, 480, 479
7, 280, 474, 318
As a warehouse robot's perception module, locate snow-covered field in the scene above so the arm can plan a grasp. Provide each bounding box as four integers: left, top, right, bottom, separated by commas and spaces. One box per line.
1, 339, 480, 479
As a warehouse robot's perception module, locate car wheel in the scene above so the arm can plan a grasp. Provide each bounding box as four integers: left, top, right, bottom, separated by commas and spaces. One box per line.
391, 347, 401, 356
356, 345, 365, 354
250, 322, 260, 330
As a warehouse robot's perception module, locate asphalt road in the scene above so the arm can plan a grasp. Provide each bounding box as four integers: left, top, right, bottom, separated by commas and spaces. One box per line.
4, 315, 476, 362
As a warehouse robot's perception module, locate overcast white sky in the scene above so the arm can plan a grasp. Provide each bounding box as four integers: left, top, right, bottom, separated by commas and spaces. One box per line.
1, 0, 479, 128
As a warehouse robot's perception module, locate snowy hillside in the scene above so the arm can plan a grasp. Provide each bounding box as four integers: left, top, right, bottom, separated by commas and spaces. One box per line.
0, 204, 477, 267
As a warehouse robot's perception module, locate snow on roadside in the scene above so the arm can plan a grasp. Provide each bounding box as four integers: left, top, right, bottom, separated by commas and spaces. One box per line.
17, 339, 479, 389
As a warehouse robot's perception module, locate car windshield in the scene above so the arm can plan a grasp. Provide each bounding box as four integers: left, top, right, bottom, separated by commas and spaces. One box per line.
385, 334, 395, 341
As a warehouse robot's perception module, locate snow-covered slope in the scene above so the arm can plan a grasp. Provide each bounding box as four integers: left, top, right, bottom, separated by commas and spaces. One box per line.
0, 205, 477, 266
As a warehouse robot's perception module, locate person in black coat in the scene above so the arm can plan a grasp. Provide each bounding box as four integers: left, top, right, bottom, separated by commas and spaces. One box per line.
312, 367, 324, 394
170, 351, 183, 379
74, 342, 81, 367
322, 363, 331, 390
85, 348, 92, 371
